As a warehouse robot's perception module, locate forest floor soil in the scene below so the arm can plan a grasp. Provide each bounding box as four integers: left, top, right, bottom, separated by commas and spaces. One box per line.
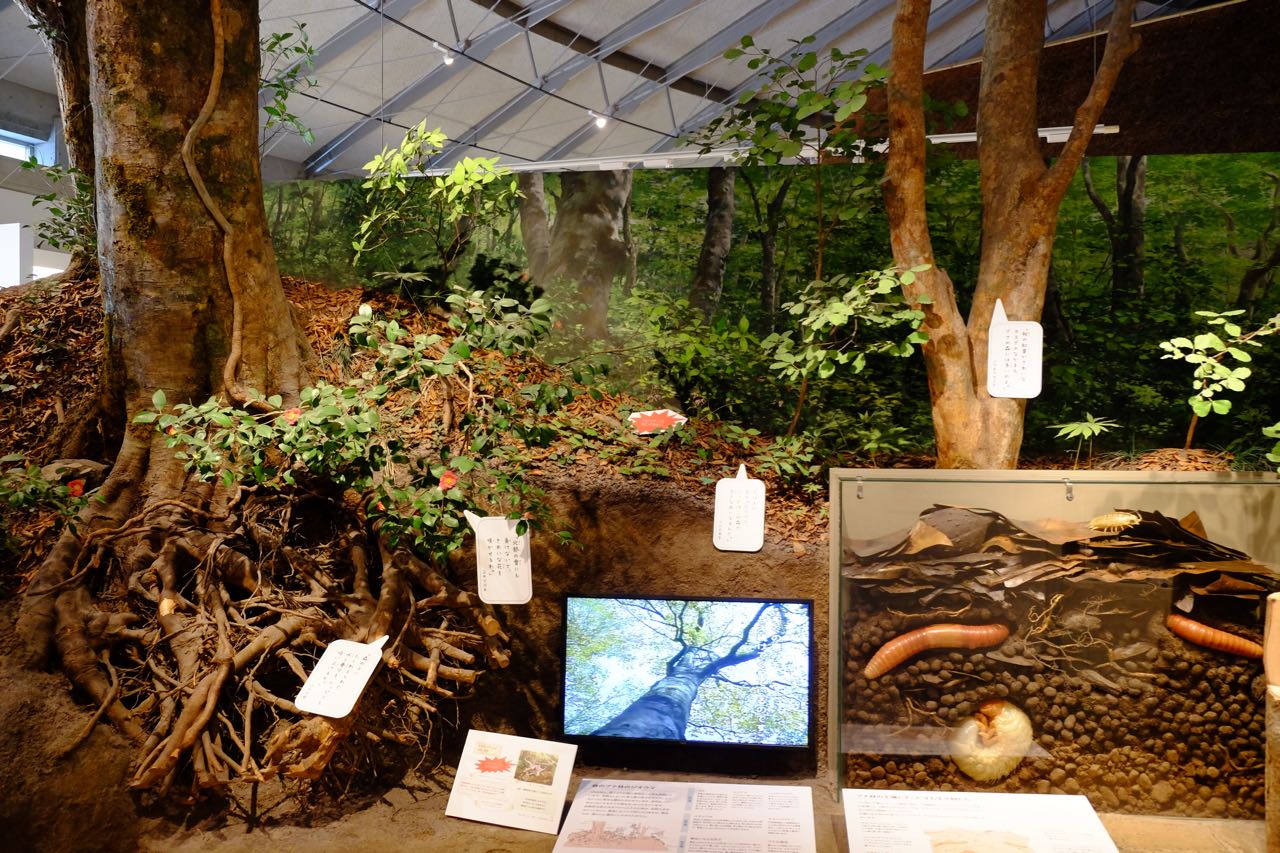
0, 274, 1270, 851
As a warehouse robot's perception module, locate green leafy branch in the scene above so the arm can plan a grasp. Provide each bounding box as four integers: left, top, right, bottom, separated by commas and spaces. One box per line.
763, 265, 930, 383
695, 35, 886, 165
260, 23, 318, 146
1159, 309, 1280, 447
352, 121, 519, 265
19, 157, 96, 258
133, 299, 569, 564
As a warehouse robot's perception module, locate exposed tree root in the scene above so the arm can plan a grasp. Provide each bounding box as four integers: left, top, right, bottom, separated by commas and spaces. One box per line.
17, 431, 511, 802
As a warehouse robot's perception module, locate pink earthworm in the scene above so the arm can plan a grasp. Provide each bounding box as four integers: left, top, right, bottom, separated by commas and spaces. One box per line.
863, 623, 1010, 679
1165, 613, 1262, 658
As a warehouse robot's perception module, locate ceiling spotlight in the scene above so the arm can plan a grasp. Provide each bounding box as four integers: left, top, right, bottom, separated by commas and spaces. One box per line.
432, 41, 455, 65
588, 110, 608, 129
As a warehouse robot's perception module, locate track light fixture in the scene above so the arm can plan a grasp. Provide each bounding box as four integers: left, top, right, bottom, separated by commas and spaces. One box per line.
431, 41, 455, 65
588, 110, 608, 129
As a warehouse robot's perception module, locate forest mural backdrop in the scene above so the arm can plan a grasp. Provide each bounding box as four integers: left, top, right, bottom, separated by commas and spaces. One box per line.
265, 150, 1280, 474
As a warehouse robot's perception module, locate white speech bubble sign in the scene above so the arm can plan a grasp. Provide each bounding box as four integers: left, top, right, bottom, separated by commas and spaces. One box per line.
987, 298, 1043, 398
294, 634, 388, 718
713, 464, 766, 552
465, 511, 533, 605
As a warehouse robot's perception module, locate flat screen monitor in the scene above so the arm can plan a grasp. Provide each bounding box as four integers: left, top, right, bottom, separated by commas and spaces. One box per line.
560, 595, 815, 775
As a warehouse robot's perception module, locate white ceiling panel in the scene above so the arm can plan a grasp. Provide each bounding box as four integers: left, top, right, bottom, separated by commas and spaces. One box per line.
0, 0, 1237, 178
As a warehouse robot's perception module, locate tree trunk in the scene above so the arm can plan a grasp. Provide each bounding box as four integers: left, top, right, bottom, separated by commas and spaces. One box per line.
545, 170, 632, 340
592, 670, 703, 739
15, 0, 96, 280
17, 0, 512, 802
91, 1, 307, 416
689, 166, 736, 322
1083, 154, 1147, 318
742, 170, 792, 333
884, 0, 1138, 469
1233, 173, 1280, 320
518, 172, 552, 282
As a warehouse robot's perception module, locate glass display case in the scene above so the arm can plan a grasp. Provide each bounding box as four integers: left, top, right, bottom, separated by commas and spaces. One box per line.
829, 469, 1280, 818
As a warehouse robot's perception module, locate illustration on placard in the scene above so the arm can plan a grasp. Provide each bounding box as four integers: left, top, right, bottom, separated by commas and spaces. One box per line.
561, 821, 669, 850
514, 750, 559, 785
627, 408, 688, 435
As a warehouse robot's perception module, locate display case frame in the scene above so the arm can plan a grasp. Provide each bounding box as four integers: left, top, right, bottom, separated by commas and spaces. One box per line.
828, 467, 1280, 815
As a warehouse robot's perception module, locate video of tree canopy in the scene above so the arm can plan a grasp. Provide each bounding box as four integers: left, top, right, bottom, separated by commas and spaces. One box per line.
562, 596, 812, 746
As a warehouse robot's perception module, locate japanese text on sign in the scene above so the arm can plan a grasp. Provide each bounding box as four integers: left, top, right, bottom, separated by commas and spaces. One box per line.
713, 464, 766, 552
294, 635, 388, 718
987, 298, 1043, 398
465, 511, 533, 605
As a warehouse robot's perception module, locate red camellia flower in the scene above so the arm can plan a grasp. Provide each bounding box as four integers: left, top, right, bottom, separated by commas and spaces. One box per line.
282, 407, 304, 425
66, 479, 85, 497
439, 470, 459, 490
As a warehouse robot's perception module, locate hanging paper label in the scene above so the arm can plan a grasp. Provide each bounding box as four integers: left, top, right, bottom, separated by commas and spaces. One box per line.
987, 298, 1043, 398
713, 464, 766, 552
465, 510, 533, 605
294, 634, 388, 718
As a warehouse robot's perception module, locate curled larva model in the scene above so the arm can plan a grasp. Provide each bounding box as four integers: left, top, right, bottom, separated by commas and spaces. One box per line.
948, 699, 1033, 782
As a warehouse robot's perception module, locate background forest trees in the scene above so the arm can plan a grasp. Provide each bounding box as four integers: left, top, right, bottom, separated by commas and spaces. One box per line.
270, 147, 1280, 474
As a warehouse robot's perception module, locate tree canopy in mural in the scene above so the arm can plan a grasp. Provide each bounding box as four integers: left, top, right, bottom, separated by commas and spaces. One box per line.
563, 598, 810, 745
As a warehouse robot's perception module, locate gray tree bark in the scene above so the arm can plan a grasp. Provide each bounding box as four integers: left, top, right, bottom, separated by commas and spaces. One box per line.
545, 170, 632, 339
689, 166, 736, 322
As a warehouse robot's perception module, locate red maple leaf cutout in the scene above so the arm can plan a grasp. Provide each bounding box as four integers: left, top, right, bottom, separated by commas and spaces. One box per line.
475, 756, 513, 773
628, 409, 688, 435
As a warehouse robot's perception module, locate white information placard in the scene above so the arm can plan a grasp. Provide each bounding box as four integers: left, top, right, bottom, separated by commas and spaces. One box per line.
555, 779, 816, 853
465, 510, 533, 605
445, 729, 578, 835
843, 788, 1117, 852
987, 298, 1043, 398
293, 634, 388, 718
713, 464, 766, 552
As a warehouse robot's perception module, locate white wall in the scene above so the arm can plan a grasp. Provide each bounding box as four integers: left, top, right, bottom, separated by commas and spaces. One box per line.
0, 221, 34, 287
0, 179, 71, 286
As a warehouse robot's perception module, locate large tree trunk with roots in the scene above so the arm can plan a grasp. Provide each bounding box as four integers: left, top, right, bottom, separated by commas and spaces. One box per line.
884, 0, 1138, 468
544, 170, 633, 339
17, 0, 511, 802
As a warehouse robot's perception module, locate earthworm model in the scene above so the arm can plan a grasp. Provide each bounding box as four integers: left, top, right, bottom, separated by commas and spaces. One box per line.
863, 623, 1010, 679
1166, 613, 1262, 658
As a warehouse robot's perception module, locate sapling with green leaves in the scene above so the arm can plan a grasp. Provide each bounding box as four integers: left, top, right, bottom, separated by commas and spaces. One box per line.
1264, 423, 1280, 472
1048, 413, 1118, 469
353, 121, 519, 289
1159, 309, 1280, 449
694, 35, 928, 433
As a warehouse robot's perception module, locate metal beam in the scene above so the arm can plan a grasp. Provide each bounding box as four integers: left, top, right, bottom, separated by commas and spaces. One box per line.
539, 0, 795, 163
645, 0, 898, 156
303, 0, 578, 177
859, 0, 983, 69
260, 0, 425, 109
936, 0, 1119, 67
428, 0, 702, 171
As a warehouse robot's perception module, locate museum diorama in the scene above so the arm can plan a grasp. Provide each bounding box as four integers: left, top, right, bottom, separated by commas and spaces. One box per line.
0, 0, 1277, 851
